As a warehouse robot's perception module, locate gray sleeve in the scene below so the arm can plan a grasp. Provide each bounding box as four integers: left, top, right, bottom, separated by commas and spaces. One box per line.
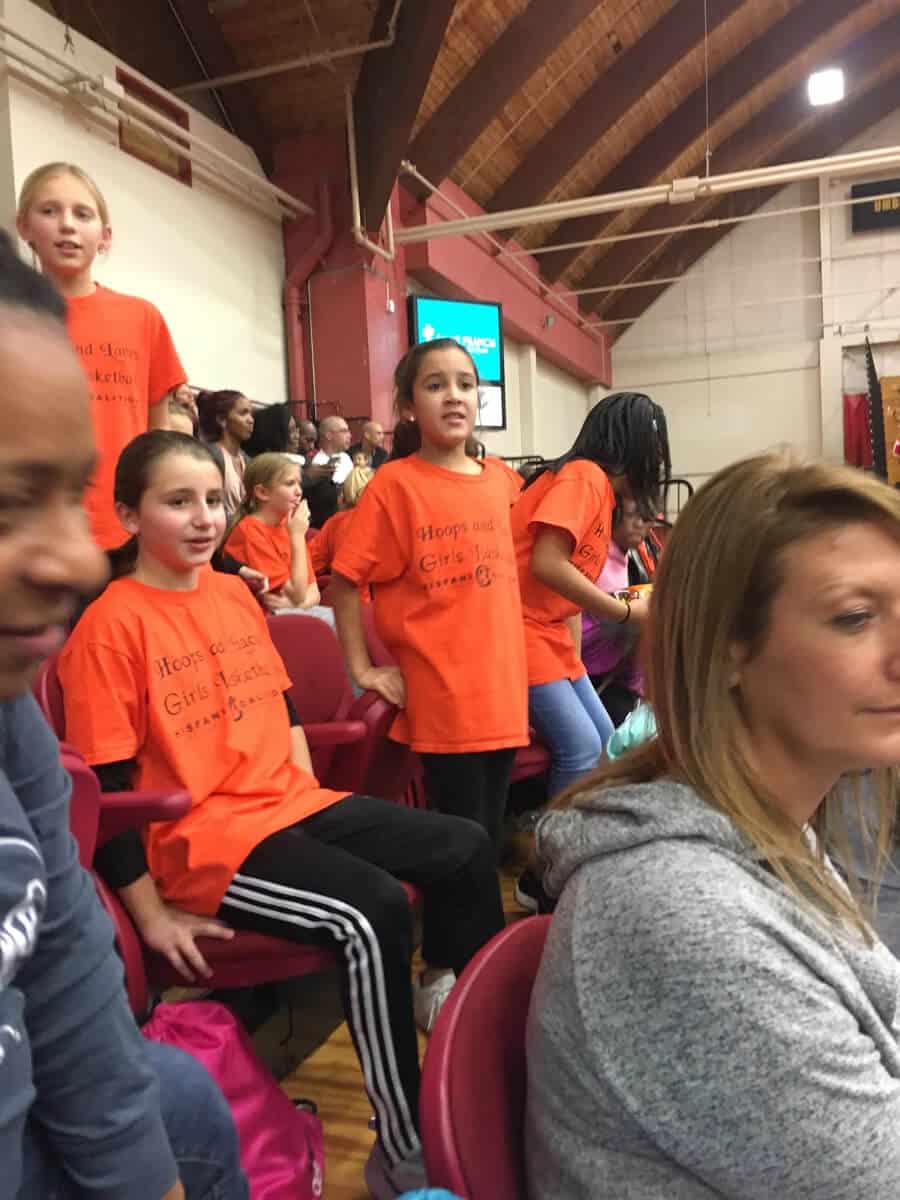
570, 852, 900, 1198
8, 694, 178, 1199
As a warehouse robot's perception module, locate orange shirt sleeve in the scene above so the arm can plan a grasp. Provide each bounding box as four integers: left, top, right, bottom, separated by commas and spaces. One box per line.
487, 457, 524, 502
332, 476, 410, 586
224, 520, 279, 583
527, 471, 608, 553
59, 634, 146, 766
145, 302, 187, 407
308, 529, 327, 576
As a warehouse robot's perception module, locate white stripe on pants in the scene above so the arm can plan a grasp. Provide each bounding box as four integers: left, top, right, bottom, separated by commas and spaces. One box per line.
220, 873, 419, 1165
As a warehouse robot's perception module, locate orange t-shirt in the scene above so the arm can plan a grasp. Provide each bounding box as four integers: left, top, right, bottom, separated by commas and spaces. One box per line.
58, 571, 345, 914
511, 460, 616, 686
333, 456, 528, 754
309, 508, 354, 576
487, 456, 525, 501
224, 516, 315, 594
67, 286, 186, 550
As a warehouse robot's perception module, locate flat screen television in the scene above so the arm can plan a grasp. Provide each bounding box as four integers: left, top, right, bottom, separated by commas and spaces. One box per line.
408, 295, 506, 429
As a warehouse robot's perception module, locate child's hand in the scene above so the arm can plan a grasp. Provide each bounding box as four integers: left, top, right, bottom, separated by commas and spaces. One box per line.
626, 592, 651, 626
262, 590, 292, 612
288, 499, 310, 539
359, 665, 406, 708
238, 566, 269, 595
138, 904, 234, 983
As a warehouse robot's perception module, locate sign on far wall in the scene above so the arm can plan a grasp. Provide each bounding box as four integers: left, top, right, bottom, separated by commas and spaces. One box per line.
116, 68, 192, 187
408, 296, 506, 429
851, 179, 900, 233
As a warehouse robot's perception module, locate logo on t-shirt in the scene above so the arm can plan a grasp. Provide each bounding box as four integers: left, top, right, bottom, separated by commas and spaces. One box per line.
0, 841, 46, 991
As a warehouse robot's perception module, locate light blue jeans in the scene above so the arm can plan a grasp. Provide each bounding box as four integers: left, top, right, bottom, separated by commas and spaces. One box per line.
20, 1039, 248, 1199
529, 673, 615, 799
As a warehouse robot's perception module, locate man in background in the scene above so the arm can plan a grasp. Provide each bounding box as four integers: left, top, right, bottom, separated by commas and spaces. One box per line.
304, 415, 354, 528
311, 415, 353, 485
350, 420, 387, 470
295, 418, 318, 461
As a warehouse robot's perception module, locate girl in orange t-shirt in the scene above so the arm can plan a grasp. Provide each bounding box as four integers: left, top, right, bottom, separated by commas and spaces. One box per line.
223, 452, 321, 613
16, 162, 186, 550
510, 392, 670, 804
59, 431, 504, 1192
331, 340, 529, 858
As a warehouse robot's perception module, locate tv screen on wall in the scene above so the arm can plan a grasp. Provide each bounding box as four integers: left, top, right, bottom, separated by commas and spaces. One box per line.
408, 295, 506, 429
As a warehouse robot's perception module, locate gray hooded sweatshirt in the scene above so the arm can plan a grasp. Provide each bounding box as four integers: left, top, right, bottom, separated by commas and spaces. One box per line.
526, 780, 900, 1199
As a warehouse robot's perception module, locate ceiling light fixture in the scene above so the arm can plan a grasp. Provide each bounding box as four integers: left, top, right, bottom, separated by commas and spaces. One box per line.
808, 67, 845, 107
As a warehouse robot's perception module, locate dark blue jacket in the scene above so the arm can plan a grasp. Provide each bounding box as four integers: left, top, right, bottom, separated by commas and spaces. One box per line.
0, 693, 177, 1197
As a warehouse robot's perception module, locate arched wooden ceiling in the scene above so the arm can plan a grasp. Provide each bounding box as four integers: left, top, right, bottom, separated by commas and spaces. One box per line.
55, 0, 900, 341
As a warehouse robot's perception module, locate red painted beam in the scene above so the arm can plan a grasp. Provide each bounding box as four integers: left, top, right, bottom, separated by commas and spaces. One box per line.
401, 181, 611, 385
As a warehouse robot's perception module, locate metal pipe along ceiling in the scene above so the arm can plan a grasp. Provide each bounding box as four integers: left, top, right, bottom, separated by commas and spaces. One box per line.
0, 19, 312, 221
396, 144, 900, 245
174, 0, 406, 93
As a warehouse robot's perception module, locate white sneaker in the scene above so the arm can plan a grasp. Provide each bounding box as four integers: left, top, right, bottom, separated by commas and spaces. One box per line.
364, 1138, 427, 1199
412, 970, 456, 1034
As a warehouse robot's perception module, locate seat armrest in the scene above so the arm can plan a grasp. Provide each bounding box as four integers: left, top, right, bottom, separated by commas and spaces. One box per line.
303, 720, 367, 748
98, 789, 192, 844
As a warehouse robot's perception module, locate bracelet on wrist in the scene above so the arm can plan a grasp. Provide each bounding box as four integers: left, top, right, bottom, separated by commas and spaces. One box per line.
617, 598, 632, 624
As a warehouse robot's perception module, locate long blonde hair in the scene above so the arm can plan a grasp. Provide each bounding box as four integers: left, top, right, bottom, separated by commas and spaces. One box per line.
342, 464, 373, 507
225, 452, 297, 540
17, 162, 111, 227
559, 454, 900, 937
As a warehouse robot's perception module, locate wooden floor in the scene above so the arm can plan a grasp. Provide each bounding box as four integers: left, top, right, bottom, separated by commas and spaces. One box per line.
276, 868, 527, 1200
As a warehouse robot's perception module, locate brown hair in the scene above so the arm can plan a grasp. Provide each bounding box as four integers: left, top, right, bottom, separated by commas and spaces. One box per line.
557, 453, 900, 938
17, 162, 111, 227
196, 389, 246, 442
109, 431, 221, 579
390, 338, 480, 456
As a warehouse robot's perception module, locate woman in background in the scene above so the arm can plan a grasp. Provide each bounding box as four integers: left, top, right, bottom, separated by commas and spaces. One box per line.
197, 388, 254, 520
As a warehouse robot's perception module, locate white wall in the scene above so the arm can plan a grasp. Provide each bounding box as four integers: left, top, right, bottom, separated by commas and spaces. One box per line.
478, 336, 523, 456
818, 107, 900, 460
615, 107, 900, 483
1, 0, 288, 403
533, 354, 591, 456
613, 181, 823, 487
477, 338, 590, 459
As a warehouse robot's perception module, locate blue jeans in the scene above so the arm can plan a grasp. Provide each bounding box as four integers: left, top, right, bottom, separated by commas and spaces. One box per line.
529, 673, 615, 799
19, 1039, 248, 1199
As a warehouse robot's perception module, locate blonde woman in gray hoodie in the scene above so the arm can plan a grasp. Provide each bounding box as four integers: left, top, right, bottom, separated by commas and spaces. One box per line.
528, 454, 900, 1200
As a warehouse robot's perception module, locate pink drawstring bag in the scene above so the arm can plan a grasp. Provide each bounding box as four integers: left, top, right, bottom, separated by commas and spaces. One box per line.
143, 1000, 324, 1199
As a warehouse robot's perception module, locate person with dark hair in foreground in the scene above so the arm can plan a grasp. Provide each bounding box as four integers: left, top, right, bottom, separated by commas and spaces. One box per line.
0, 230, 247, 1200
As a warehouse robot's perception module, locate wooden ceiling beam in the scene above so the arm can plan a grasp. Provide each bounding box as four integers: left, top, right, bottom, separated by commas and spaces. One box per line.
487, 0, 745, 216
539, 0, 861, 283
352, 0, 456, 232
51, 0, 271, 168
406, 0, 599, 198
600, 69, 900, 338
165, 0, 272, 170
574, 13, 900, 319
